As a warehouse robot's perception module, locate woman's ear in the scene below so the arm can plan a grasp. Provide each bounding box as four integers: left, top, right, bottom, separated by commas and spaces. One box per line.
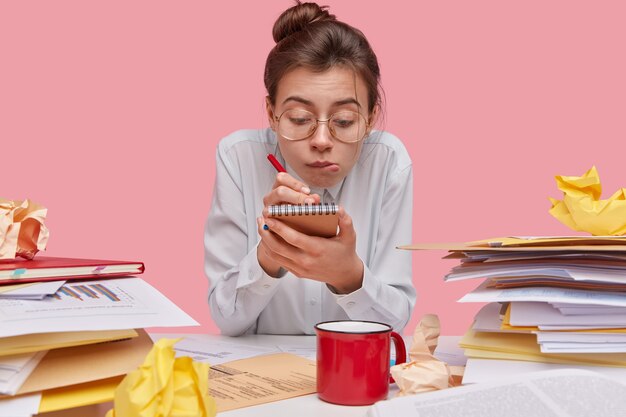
265, 96, 276, 130
367, 104, 380, 134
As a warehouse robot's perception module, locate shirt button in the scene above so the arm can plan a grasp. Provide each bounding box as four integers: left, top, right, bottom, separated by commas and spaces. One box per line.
263, 284, 270, 289
347, 301, 356, 308
310, 298, 317, 305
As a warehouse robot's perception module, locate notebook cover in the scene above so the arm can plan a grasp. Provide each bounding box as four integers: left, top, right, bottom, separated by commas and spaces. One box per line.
274, 213, 339, 238
0, 256, 145, 285
268, 204, 339, 237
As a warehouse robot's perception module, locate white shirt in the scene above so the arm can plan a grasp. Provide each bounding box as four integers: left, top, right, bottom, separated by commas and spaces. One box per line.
204, 128, 416, 335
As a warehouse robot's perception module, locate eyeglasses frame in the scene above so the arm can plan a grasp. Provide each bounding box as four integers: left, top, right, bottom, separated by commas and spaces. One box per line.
273, 108, 371, 143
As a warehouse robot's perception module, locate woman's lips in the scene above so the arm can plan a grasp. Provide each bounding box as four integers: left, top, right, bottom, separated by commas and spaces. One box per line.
307, 161, 339, 171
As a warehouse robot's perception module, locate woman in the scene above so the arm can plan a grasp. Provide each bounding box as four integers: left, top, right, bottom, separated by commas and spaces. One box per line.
204, 1, 415, 335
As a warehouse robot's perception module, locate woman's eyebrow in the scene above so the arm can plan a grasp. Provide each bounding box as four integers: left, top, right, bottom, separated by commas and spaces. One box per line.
281, 96, 362, 108
282, 96, 313, 106
333, 98, 361, 108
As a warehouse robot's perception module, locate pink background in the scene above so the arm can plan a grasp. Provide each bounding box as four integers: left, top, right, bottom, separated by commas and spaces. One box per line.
2, 1, 625, 335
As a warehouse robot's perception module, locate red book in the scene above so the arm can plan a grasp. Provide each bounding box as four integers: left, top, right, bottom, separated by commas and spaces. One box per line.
0, 256, 144, 285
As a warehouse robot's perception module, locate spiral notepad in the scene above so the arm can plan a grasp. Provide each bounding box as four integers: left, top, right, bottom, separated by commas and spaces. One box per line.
268, 203, 339, 237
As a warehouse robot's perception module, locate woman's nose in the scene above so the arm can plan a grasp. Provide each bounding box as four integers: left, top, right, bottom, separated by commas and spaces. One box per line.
309, 121, 334, 150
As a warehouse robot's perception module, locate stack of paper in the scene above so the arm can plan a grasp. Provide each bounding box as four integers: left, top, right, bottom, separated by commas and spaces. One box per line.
0, 257, 198, 416
0, 281, 66, 300
401, 236, 626, 383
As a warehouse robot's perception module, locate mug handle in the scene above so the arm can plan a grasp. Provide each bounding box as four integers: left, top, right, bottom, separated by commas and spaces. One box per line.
389, 331, 407, 384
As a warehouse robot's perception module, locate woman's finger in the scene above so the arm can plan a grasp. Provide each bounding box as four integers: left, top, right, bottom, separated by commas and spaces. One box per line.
263, 185, 318, 206
258, 218, 302, 262
272, 172, 311, 194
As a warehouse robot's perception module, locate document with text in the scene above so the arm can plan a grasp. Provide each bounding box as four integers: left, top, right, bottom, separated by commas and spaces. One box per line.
367, 369, 626, 417
0, 277, 197, 337
209, 352, 316, 412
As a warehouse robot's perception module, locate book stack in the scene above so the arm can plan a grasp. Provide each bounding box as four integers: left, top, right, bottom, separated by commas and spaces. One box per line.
402, 236, 626, 384
0, 256, 198, 416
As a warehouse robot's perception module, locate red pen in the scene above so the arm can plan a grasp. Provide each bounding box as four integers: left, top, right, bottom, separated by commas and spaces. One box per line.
267, 154, 286, 173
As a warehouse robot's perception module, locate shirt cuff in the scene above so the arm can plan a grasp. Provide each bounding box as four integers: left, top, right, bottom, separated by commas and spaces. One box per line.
234, 244, 282, 296
333, 265, 381, 315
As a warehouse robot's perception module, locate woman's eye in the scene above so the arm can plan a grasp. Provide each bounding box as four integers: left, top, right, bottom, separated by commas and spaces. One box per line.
333, 119, 354, 128
289, 117, 311, 125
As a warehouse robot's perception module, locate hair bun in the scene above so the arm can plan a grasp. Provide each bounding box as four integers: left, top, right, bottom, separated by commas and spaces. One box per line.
272, 1, 336, 43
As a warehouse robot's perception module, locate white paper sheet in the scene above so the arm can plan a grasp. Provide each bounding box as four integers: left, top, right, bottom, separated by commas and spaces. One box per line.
461, 281, 626, 307
471, 303, 504, 332
555, 306, 626, 316
551, 302, 626, 308
536, 332, 626, 343
0, 280, 66, 300
550, 302, 626, 316
0, 277, 198, 337
0, 392, 41, 417
0, 351, 46, 395
540, 343, 626, 353
170, 335, 280, 365
509, 302, 626, 327
447, 265, 626, 283
277, 345, 317, 361
540, 324, 626, 330
432, 335, 466, 366
463, 358, 626, 385
368, 369, 626, 417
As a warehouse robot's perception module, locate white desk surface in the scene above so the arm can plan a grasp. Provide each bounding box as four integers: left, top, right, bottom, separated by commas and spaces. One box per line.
36, 334, 464, 417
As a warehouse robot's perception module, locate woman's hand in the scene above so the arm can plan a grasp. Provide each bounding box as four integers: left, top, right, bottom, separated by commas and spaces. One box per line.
262, 172, 321, 206
257, 172, 321, 277
257, 207, 364, 294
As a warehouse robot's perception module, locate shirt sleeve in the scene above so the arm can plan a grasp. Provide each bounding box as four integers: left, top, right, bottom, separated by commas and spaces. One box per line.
333, 164, 416, 332
204, 143, 282, 336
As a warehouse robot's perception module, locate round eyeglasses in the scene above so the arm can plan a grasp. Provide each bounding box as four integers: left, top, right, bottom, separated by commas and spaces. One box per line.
274, 109, 370, 143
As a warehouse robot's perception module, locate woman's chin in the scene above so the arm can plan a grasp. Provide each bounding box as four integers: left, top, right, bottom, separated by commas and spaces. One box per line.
305, 172, 343, 189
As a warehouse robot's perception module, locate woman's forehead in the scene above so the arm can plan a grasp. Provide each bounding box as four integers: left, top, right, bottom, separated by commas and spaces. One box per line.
275, 66, 369, 110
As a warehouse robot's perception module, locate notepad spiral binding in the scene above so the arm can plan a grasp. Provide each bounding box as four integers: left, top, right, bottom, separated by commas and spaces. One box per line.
268, 203, 338, 216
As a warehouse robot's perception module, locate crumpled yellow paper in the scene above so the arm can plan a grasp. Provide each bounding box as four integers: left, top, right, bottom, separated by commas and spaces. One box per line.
549, 166, 626, 236
0, 198, 49, 260
106, 338, 217, 417
390, 315, 462, 396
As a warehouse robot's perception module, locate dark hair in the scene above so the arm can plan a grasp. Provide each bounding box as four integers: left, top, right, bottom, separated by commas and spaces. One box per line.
264, 1, 381, 114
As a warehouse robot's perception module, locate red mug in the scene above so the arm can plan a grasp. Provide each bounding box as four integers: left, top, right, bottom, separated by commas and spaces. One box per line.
315, 320, 407, 406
